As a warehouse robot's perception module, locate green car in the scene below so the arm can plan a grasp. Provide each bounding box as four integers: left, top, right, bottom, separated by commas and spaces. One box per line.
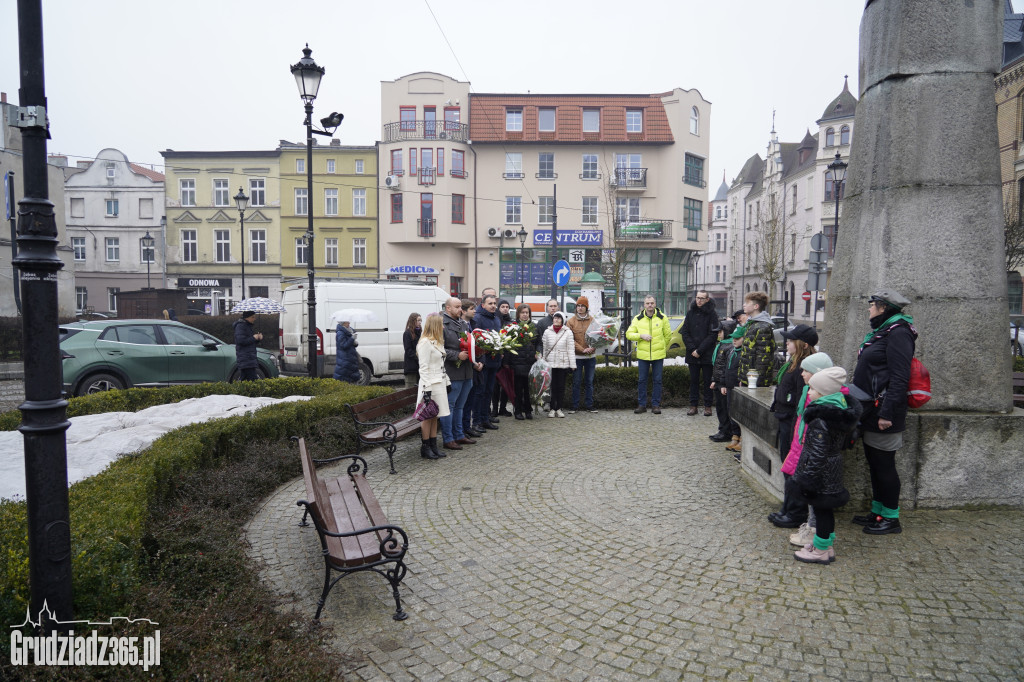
59, 319, 279, 396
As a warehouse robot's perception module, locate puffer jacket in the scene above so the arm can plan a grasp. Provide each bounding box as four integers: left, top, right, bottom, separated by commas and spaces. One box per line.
332, 324, 360, 383
681, 299, 718, 365
738, 311, 778, 387
770, 363, 806, 421
788, 396, 862, 509
710, 338, 733, 384
625, 309, 672, 361
542, 325, 576, 370
853, 316, 916, 434
233, 318, 258, 369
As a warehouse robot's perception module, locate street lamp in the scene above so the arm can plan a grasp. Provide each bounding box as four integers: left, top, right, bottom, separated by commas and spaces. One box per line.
140, 231, 155, 289
827, 151, 848, 257
234, 187, 249, 300
517, 226, 528, 303
291, 44, 343, 378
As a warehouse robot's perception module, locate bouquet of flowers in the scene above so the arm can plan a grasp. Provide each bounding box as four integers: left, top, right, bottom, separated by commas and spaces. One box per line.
529, 357, 552, 408
455, 331, 475, 366
585, 315, 621, 349
505, 321, 537, 349
465, 327, 523, 356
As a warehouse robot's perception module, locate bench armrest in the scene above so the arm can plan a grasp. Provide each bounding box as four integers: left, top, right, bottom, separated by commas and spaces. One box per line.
310, 453, 369, 476
352, 419, 402, 442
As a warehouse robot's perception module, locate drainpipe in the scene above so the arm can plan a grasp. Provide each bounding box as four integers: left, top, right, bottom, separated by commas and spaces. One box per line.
471, 143, 478, 296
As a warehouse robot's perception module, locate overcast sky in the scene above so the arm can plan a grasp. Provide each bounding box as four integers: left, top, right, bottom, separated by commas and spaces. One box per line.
1, 1, 1012, 188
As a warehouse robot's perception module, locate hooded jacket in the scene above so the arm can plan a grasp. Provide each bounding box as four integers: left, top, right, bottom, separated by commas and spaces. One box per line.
332, 324, 361, 383
852, 314, 917, 434
472, 307, 504, 368
738, 311, 778, 387
787, 394, 862, 509
625, 308, 672, 361
233, 318, 259, 369
681, 298, 719, 365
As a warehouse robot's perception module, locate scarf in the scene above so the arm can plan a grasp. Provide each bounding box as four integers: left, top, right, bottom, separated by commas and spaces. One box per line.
860, 312, 914, 350
797, 390, 848, 443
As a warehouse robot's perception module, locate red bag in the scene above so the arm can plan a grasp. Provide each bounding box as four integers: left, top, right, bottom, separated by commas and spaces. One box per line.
907, 358, 931, 408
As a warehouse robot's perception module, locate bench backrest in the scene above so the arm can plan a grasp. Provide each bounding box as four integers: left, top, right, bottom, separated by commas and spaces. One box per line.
349, 386, 418, 422
297, 438, 337, 534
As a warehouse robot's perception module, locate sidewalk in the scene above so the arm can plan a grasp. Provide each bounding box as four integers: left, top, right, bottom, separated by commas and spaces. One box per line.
245, 408, 1024, 680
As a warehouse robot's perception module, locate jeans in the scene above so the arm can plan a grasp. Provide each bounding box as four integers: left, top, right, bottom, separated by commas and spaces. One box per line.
571, 357, 596, 409
637, 358, 664, 407
441, 379, 472, 442
688, 362, 713, 406
475, 365, 499, 425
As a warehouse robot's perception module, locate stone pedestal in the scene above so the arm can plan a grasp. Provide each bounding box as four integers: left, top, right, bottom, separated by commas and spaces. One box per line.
730, 388, 784, 501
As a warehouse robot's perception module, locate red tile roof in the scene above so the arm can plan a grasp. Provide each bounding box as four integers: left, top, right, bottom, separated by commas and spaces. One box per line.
129, 163, 165, 182
469, 94, 674, 144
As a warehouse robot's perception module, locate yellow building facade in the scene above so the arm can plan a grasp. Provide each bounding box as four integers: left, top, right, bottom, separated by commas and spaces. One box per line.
996, 2, 1024, 315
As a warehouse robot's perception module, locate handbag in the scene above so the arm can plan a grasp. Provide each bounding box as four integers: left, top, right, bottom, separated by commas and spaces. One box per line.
414, 396, 439, 421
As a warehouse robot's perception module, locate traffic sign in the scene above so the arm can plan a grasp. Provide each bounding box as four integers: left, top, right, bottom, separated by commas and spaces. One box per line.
810, 233, 826, 252
808, 249, 825, 264
552, 259, 571, 287
809, 272, 828, 292
802, 291, 812, 302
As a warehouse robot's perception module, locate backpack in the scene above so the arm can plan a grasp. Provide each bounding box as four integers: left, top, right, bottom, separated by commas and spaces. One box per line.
907, 357, 931, 408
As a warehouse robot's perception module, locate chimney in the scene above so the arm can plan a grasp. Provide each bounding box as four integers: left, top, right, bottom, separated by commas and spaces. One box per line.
330, 139, 341, 147
1, 92, 6, 104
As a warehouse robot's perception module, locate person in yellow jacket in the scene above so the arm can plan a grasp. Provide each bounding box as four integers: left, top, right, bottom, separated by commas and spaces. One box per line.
625, 295, 673, 414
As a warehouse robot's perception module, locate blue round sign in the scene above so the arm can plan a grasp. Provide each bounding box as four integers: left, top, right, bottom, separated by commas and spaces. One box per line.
552, 259, 571, 287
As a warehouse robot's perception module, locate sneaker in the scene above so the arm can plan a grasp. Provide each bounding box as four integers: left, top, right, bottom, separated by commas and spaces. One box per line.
794, 543, 835, 564
733, 452, 741, 463
549, 410, 557, 418
587, 407, 598, 413
789, 523, 816, 547
556, 409, 566, 418
565, 410, 577, 415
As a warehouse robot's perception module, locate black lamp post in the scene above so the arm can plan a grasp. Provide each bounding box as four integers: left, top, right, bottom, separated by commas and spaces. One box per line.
234, 187, 249, 300
140, 231, 155, 289
291, 44, 342, 378
827, 151, 848, 257
517, 226, 528, 303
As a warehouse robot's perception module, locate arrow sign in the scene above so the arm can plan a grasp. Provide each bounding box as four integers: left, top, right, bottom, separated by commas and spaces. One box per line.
552, 259, 571, 287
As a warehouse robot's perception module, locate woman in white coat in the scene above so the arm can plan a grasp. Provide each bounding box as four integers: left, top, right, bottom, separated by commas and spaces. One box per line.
542, 312, 576, 418
416, 313, 450, 459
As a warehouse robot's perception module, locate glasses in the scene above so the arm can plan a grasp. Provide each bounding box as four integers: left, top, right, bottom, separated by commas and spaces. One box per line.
696, 296, 709, 301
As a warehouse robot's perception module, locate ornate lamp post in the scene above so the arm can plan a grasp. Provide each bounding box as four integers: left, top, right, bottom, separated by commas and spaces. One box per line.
291, 44, 342, 378
827, 151, 848, 257
517, 226, 528, 303
140, 231, 155, 289
234, 187, 249, 300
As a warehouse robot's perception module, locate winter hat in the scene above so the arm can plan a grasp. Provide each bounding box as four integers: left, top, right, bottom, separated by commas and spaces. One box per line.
801, 352, 833, 375
498, 298, 511, 308
575, 296, 590, 309
719, 319, 738, 338
552, 312, 565, 322
781, 324, 819, 346
809, 366, 847, 396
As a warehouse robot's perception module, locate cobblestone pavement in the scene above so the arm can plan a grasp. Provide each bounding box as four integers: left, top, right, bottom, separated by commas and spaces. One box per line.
245, 408, 1024, 681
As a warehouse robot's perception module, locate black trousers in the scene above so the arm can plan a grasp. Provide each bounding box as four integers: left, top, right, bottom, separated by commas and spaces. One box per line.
513, 373, 532, 415
778, 473, 809, 520
550, 368, 569, 411
715, 390, 730, 432
864, 443, 901, 510
813, 507, 835, 540
688, 363, 713, 406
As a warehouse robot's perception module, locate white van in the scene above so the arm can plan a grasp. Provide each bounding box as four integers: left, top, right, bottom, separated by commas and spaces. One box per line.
279, 280, 449, 383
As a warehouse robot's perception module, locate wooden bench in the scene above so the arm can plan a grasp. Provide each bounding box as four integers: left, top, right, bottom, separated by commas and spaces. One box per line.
1013, 372, 1024, 409
294, 436, 410, 622
347, 386, 420, 474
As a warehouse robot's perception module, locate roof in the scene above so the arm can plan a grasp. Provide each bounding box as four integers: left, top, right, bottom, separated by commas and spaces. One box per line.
731, 154, 763, 189
713, 179, 730, 202
469, 93, 675, 144
817, 77, 858, 123
129, 163, 165, 182
798, 129, 817, 150
1004, 0, 1024, 67
160, 149, 280, 159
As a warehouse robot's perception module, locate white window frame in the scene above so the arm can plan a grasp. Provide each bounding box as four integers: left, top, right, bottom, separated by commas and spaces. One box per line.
72, 237, 86, 261
626, 109, 643, 133
181, 229, 197, 263
107, 287, 120, 313
180, 179, 196, 207
538, 107, 556, 132
505, 196, 522, 224
353, 238, 367, 267
213, 179, 229, 207
324, 238, 338, 266
582, 154, 598, 179
326, 159, 336, 174
250, 229, 266, 263
506, 108, 523, 132
75, 286, 88, 312
296, 158, 305, 173
352, 188, 366, 216
690, 106, 700, 135
582, 197, 598, 225
105, 198, 119, 217
355, 159, 364, 174
538, 196, 554, 224
295, 237, 308, 265
538, 152, 554, 179
582, 109, 600, 133
105, 162, 116, 180
140, 239, 155, 264
325, 188, 338, 216
294, 188, 308, 216
105, 237, 120, 262
214, 230, 231, 263
249, 178, 265, 206
504, 153, 523, 179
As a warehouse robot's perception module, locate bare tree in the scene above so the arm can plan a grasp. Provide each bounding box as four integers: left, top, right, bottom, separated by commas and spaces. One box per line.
752, 190, 787, 300
597, 160, 642, 308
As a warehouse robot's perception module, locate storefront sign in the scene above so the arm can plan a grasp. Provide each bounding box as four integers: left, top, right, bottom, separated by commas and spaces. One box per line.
384, 265, 439, 275
177, 277, 231, 288
533, 230, 603, 246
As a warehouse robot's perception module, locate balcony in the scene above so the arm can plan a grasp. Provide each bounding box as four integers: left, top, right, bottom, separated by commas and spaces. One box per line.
610, 168, 647, 190
615, 220, 672, 241
383, 120, 469, 143
417, 218, 436, 238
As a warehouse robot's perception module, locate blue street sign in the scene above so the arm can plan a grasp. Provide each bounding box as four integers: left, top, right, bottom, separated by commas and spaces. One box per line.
552, 259, 571, 287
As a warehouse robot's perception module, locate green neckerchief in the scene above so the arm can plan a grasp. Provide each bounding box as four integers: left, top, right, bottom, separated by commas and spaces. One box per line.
775, 360, 791, 386
796, 389, 847, 443
860, 312, 914, 349
712, 338, 730, 364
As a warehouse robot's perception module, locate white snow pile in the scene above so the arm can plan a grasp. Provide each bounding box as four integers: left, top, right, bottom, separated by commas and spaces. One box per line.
0, 394, 311, 501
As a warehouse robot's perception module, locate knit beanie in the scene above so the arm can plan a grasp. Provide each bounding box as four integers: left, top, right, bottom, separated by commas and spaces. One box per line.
809, 366, 847, 396
801, 352, 833, 375
576, 296, 590, 309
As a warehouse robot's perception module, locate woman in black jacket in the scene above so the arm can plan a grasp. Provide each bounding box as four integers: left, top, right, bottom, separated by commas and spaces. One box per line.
403, 313, 422, 389
507, 304, 539, 420
788, 366, 862, 565
851, 290, 917, 535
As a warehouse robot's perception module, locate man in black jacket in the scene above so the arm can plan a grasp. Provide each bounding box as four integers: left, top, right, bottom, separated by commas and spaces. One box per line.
233, 311, 263, 381
681, 290, 718, 415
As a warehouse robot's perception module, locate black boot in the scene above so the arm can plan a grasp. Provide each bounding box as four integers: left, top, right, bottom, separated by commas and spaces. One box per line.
430, 437, 446, 458
421, 439, 439, 459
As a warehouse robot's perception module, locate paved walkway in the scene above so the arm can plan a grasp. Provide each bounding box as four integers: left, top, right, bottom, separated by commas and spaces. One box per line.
245, 408, 1024, 681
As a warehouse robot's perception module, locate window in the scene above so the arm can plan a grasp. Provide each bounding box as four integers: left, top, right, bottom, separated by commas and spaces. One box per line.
582, 197, 598, 225
179, 179, 195, 206
626, 109, 643, 133
182, 230, 197, 262
400, 106, 416, 131
582, 154, 598, 179
715, 206, 722, 220
684, 198, 703, 238
538, 196, 554, 224
105, 162, 116, 180
325, 188, 338, 216
295, 237, 308, 265
824, 223, 838, 258
714, 265, 722, 283
444, 107, 461, 131
215, 230, 230, 262
582, 108, 600, 133
690, 107, 700, 135
325, 238, 338, 266
437, 148, 444, 175
105, 237, 120, 262
355, 159, 364, 174
840, 125, 850, 146
353, 189, 366, 216
792, 184, 798, 212
538, 153, 555, 179
353, 238, 367, 267
790, 233, 797, 264
824, 171, 845, 201
72, 237, 86, 261
327, 159, 336, 174
504, 152, 523, 179
825, 127, 835, 147
294, 188, 308, 216
214, 179, 229, 207
420, 148, 433, 181
70, 197, 84, 218
139, 197, 153, 218
250, 229, 266, 263
506, 108, 523, 132
538, 107, 556, 132
505, 196, 521, 224
451, 150, 466, 177
423, 107, 436, 138
296, 158, 305, 174
391, 194, 403, 222
419, 193, 434, 237
391, 149, 403, 175
162, 325, 208, 346
683, 154, 704, 187
452, 194, 465, 223
410, 148, 417, 175
249, 178, 265, 206
140, 238, 154, 264
105, 199, 119, 217
107, 288, 120, 313
75, 286, 87, 312
616, 197, 640, 224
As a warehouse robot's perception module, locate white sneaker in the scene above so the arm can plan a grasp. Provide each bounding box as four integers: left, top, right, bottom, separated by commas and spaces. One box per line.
548, 410, 557, 418
789, 523, 816, 547
556, 409, 565, 418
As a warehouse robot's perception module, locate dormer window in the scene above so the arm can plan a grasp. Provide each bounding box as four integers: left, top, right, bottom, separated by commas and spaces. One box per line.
506, 108, 523, 132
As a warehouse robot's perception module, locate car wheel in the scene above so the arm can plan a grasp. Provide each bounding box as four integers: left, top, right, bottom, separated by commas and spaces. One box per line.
77, 372, 125, 396
357, 360, 372, 386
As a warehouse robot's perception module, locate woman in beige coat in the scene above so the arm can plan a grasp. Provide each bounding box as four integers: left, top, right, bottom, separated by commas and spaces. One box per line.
416, 313, 450, 459
541, 312, 576, 418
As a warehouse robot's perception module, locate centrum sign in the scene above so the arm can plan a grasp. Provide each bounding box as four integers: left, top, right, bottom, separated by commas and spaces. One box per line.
533, 230, 603, 246
384, 265, 439, 275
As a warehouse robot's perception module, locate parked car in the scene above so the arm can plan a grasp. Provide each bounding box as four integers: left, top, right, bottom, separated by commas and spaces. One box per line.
59, 319, 279, 396
667, 316, 686, 351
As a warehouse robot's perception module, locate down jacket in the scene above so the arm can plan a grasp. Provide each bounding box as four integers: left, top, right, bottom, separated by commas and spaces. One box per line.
542, 325, 576, 370
681, 298, 718, 365
787, 397, 862, 509
738, 311, 778, 387
232, 318, 259, 369
332, 325, 361, 383
625, 309, 672, 361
